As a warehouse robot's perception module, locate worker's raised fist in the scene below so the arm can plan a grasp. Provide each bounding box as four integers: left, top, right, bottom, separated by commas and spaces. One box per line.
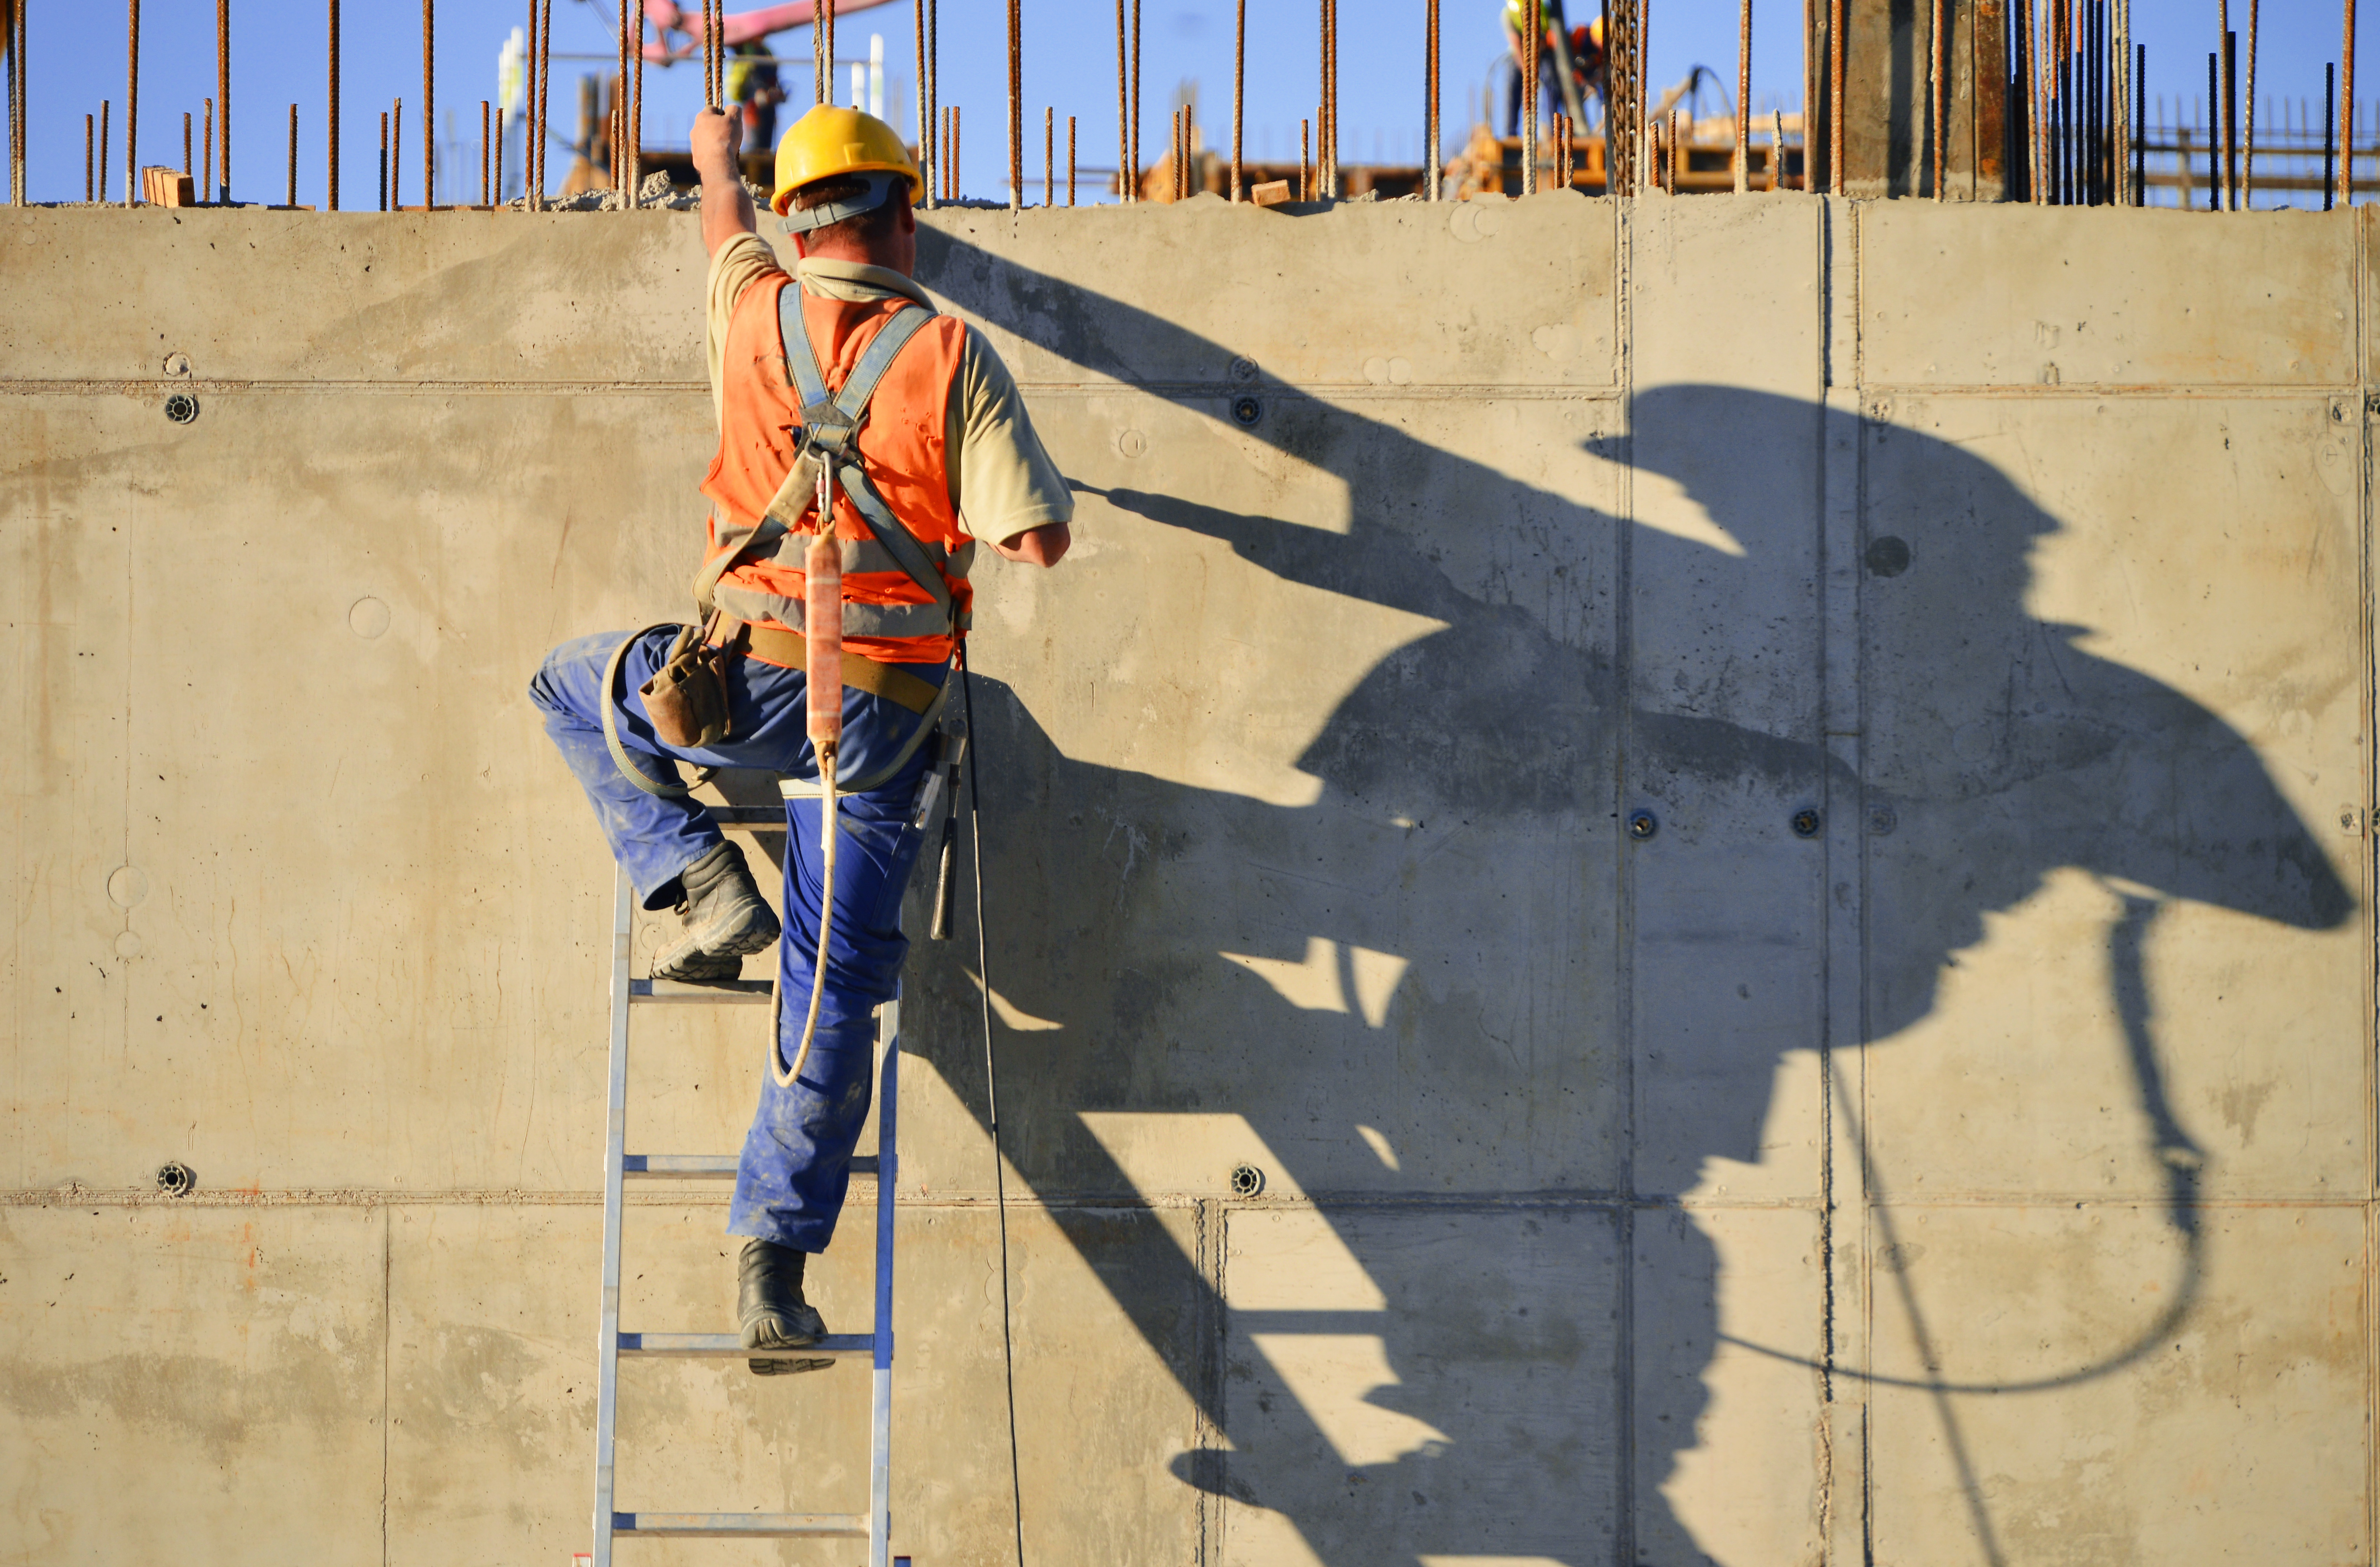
692, 108, 742, 176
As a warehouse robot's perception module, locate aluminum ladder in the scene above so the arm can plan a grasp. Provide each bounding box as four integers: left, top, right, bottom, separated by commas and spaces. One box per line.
590, 773, 926, 1567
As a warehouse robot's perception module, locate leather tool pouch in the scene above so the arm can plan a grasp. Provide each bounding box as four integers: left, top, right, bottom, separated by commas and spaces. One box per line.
637, 623, 732, 749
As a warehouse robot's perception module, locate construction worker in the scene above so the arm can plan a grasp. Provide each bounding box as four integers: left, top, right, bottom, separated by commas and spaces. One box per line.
725, 39, 786, 155
528, 103, 1072, 1372
1504, 0, 1607, 136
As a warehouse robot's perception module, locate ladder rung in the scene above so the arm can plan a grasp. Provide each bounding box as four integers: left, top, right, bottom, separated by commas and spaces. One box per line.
630, 978, 774, 1005
624, 1154, 875, 1178
617, 1332, 874, 1358
613, 1512, 866, 1538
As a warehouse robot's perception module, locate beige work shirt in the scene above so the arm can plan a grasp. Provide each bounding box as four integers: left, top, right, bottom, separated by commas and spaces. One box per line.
704, 233, 1073, 547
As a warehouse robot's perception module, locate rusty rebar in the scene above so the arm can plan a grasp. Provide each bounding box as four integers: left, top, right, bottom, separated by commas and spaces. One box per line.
327, 0, 340, 209
216, 0, 229, 201
125, 0, 139, 207
8, 0, 23, 207
1735, 0, 1749, 192
183, 110, 191, 177
378, 108, 386, 208
1300, 115, 1309, 199
480, 99, 489, 204
1068, 113, 1076, 204
1007, 0, 1020, 211
1772, 106, 1786, 189
1522, 0, 1537, 194
84, 111, 93, 203
914, 0, 932, 206
951, 103, 959, 200
1829, 0, 1845, 191
286, 102, 296, 206
2023, 0, 2041, 201
392, 96, 401, 208
1642, 0, 1653, 191
2344, 0, 2359, 206
537, 0, 552, 206
524, 0, 538, 201
1232, 0, 1244, 200
824, 0, 834, 103
204, 97, 213, 201
630, 0, 644, 206
1931, 0, 1946, 197
494, 107, 504, 205
1132, 0, 1142, 200
1426, 0, 1440, 200
1327, 0, 1340, 195
99, 98, 109, 202
1113, 0, 1126, 199
422, 0, 434, 205
1043, 104, 1052, 206
813, 0, 825, 105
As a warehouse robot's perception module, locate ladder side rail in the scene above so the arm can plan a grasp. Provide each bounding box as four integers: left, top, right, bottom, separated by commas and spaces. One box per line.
868, 997, 900, 1567
593, 868, 637, 1567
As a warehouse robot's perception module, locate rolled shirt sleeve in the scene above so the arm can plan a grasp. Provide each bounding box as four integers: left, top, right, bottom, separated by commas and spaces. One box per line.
949, 325, 1075, 546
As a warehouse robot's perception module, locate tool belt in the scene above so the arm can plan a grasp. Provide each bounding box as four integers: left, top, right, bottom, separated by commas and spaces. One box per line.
707, 614, 942, 716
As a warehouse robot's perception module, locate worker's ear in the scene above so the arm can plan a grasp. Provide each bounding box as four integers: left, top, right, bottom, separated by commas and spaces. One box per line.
896, 197, 917, 235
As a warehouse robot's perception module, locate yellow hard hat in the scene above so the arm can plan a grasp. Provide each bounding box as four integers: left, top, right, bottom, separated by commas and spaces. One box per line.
770, 105, 925, 218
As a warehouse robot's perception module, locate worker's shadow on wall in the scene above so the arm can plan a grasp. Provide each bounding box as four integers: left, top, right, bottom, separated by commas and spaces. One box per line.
901, 233, 2352, 1567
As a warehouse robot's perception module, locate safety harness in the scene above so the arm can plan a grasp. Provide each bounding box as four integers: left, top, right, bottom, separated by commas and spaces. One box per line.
600, 284, 960, 802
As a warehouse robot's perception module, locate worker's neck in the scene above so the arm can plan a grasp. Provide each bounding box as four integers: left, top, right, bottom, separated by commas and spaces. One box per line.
794, 236, 914, 279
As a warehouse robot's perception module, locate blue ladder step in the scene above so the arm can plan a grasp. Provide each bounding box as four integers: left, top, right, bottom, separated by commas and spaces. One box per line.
617, 1332, 875, 1359
624, 1154, 875, 1178
613, 1512, 867, 1538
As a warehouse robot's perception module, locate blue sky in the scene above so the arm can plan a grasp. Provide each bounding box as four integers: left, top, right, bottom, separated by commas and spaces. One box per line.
6, 1, 2371, 207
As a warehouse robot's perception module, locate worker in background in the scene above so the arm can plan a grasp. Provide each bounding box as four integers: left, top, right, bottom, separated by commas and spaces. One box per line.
528, 103, 1072, 1372
726, 39, 786, 155
1504, 0, 1607, 138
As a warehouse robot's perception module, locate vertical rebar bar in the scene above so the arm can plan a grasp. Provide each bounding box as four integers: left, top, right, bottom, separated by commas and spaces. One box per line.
1006, 0, 1019, 211
2025, 0, 2043, 201
2087, 0, 2099, 203
480, 99, 489, 204
2135, 43, 2147, 204
125, 0, 139, 206
813, 0, 825, 106
99, 99, 109, 202
1426, 0, 1440, 200
2207, 51, 2219, 206
422, 0, 434, 205
216, 0, 229, 202
1326, 0, 1339, 196
1736, 0, 1751, 192
1300, 115, 1310, 199
282, 102, 293, 205
203, 97, 212, 201
494, 106, 504, 204
378, 109, 387, 208
1044, 104, 1052, 206
914, 0, 932, 206
7, 0, 21, 207
2327, 59, 2338, 206
2208, 29, 2228, 207
537, 0, 552, 206
1522, 0, 1538, 194
1830, 0, 1845, 192
1131, 0, 1142, 200
952, 104, 959, 200
84, 112, 93, 203
1113, 0, 1126, 200
1068, 113, 1076, 204
328, 0, 340, 209
1773, 106, 1786, 189
630, 0, 644, 206
182, 110, 191, 178
393, 95, 401, 208
2341, 0, 2357, 206
1931, 0, 1945, 196
1232, 0, 1244, 200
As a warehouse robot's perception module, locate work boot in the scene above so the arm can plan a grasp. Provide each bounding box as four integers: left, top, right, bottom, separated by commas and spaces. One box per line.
738, 1238, 833, 1376
652, 841, 780, 983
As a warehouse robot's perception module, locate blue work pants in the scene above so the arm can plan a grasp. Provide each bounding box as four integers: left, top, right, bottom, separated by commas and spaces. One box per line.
528, 628, 939, 1252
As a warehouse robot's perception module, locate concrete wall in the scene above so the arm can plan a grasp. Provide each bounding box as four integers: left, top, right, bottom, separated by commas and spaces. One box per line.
0, 189, 2370, 1565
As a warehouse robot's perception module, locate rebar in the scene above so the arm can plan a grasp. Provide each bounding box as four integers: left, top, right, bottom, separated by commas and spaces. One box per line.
216, 0, 229, 202
393, 95, 401, 208
951, 104, 959, 200
1300, 115, 1309, 200
203, 97, 213, 202
537, 0, 552, 206
2026, 0, 2043, 202
182, 111, 190, 177
1829, 0, 1845, 191
1674, 103, 1687, 189
1232, 0, 1244, 200
2326, 59, 2338, 207
1068, 113, 1076, 204
84, 112, 92, 203
423, 0, 434, 205
925, 0, 937, 196
1426, 0, 1440, 200
1131, 0, 1142, 200
2341, 0, 2357, 206
1737, 0, 1751, 192
328, 0, 340, 209
282, 102, 294, 206
630, 0, 644, 206
8, 0, 23, 207
1931, 0, 1945, 196
494, 106, 503, 205
480, 99, 490, 204
813, 0, 825, 106
2135, 43, 2146, 204
1044, 104, 1052, 207
1522, 0, 1537, 194
1007, 0, 1020, 212
2223, 28, 2237, 207
125, 0, 139, 207
1325, 0, 1337, 195
99, 98, 108, 202
1113, 0, 1126, 200
1773, 106, 1786, 189
914, 0, 931, 206
2206, 51, 2219, 207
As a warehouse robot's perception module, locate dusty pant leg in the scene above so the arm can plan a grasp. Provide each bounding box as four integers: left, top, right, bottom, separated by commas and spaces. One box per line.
727, 747, 934, 1251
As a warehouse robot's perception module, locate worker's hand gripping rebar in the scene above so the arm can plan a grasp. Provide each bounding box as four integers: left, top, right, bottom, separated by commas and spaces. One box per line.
774, 457, 845, 1089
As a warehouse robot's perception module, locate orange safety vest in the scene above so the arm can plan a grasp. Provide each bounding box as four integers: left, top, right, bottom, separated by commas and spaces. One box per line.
699, 272, 975, 667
